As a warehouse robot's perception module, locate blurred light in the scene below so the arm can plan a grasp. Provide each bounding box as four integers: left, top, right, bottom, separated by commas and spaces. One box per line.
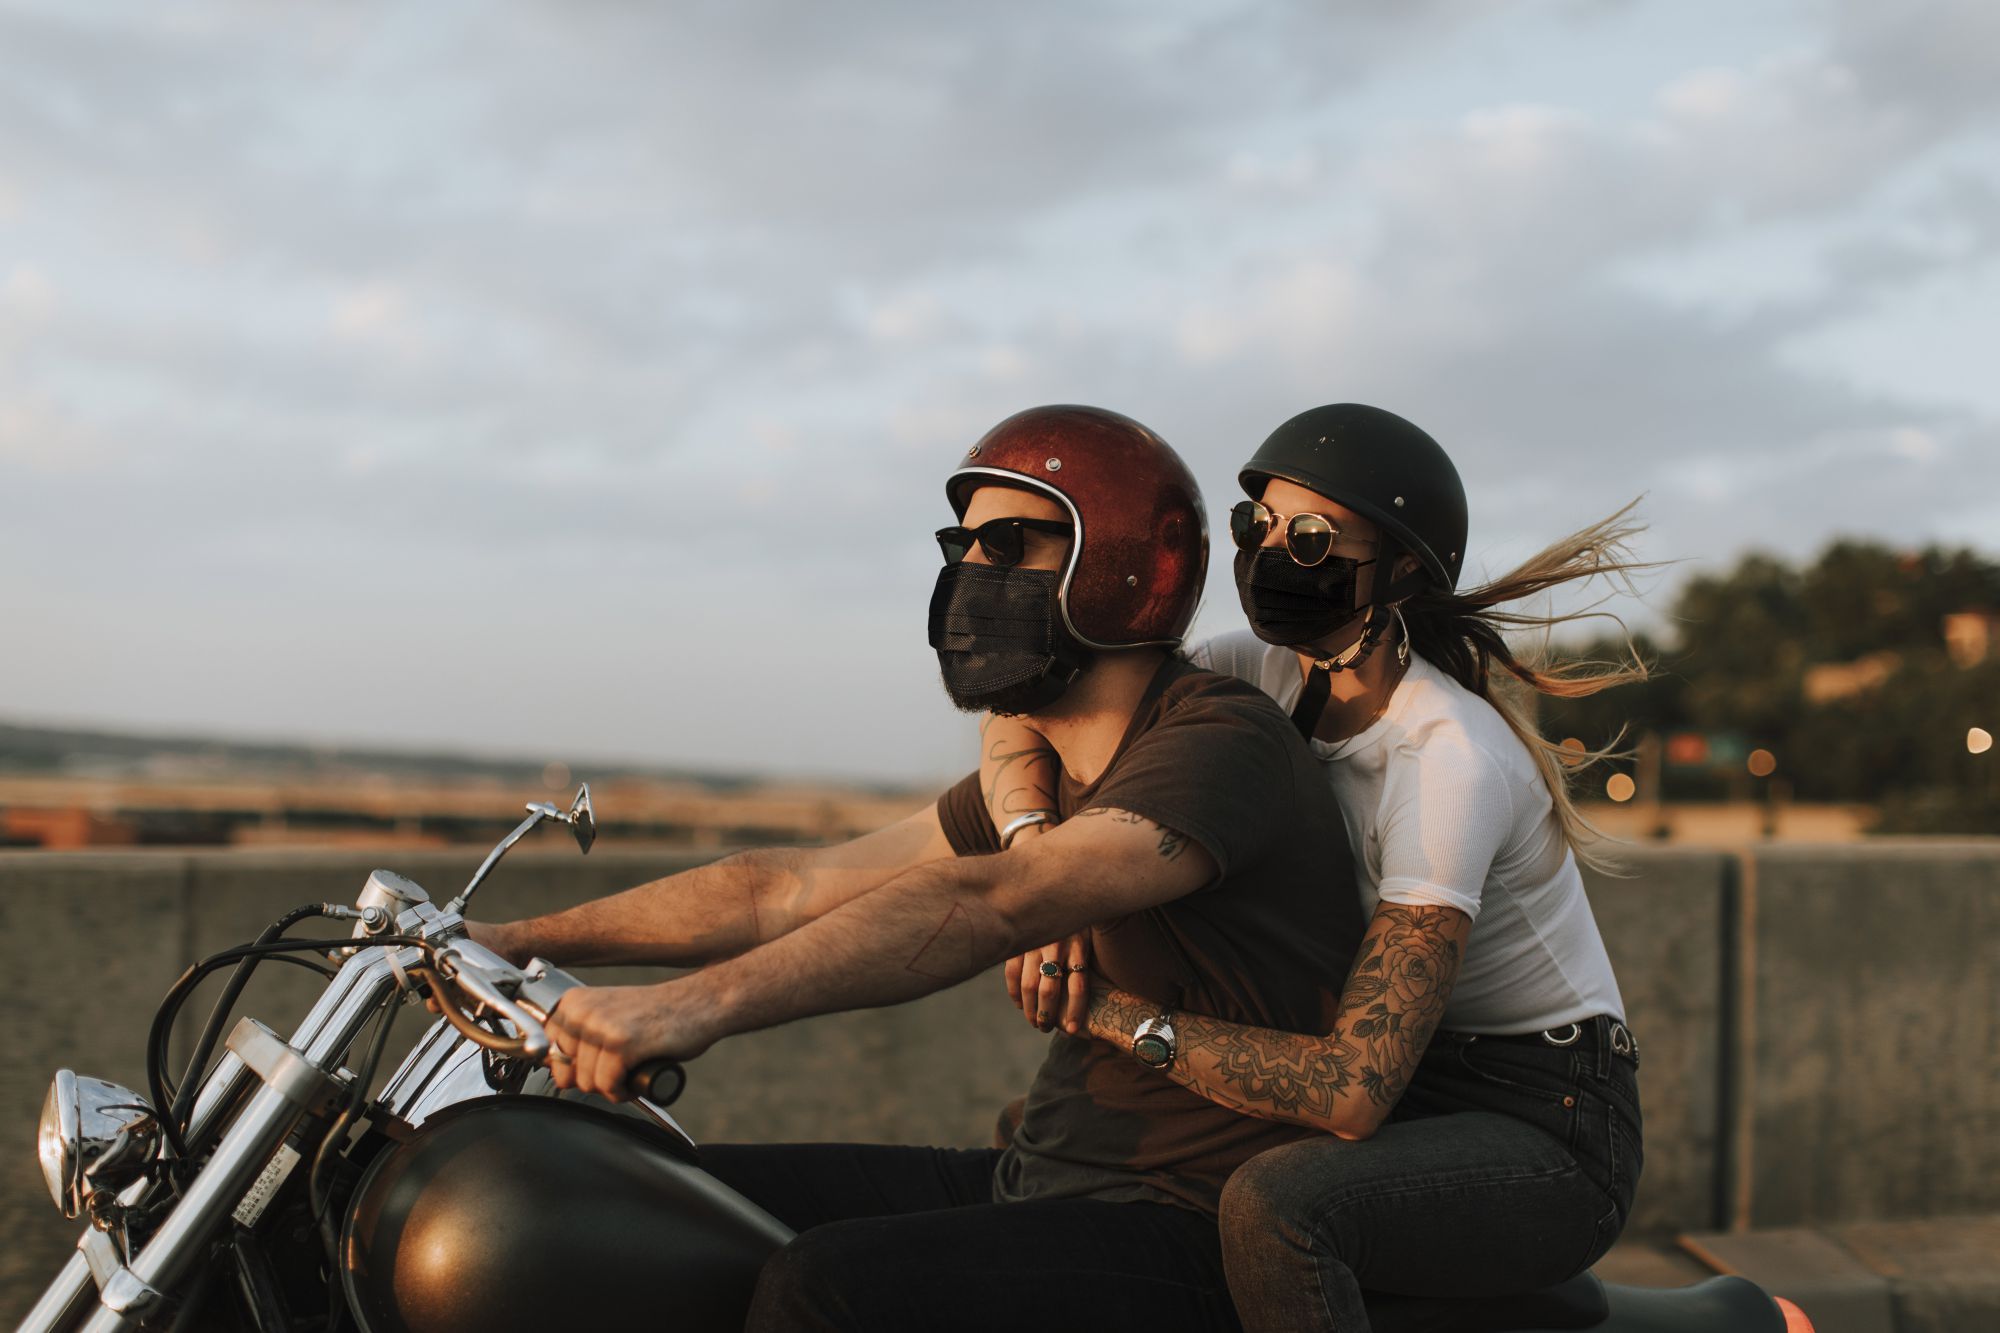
543, 760, 572, 790
1747, 749, 1777, 777
1559, 737, 1587, 767
1665, 732, 1708, 766
1606, 774, 1636, 803
1971, 728, 1994, 756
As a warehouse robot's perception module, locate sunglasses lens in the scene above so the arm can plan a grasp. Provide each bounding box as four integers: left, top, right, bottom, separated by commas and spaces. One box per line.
1229, 501, 1272, 552
976, 520, 1026, 568
1287, 515, 1334, 567
936, 529, 973, 565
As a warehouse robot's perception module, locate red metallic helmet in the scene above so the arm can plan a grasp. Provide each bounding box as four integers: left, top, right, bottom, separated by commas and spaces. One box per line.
945, 405, 1208, 650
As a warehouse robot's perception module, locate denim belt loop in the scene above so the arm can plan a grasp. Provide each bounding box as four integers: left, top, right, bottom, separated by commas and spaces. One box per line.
1589, 1016, 1612, 1079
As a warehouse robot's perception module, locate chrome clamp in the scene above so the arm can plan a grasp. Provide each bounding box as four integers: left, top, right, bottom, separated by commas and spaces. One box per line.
79, 1229, 121, 1290
225, 1019, 345, 1116
99, 1268, 162, 1318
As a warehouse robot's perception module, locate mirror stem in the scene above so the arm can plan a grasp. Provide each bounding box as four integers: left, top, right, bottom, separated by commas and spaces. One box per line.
443, 809, 552, 918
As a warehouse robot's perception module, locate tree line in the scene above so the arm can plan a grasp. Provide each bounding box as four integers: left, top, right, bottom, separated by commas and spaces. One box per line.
1538, 540, 2000, 835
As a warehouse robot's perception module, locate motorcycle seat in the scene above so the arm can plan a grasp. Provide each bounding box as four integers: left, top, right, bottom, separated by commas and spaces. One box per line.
1365, 1272, 1609, 1332
1589, 1276, 1788, 1332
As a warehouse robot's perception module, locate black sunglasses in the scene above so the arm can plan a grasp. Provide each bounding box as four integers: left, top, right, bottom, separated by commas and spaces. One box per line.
1229, 499, 1366, 568
935, 517, 1074, 568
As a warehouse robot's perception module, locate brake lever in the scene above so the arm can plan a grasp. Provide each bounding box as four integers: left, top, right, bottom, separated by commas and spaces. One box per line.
436, 950, 549, 1061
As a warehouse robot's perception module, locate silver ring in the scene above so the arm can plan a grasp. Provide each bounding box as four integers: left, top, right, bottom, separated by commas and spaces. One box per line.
1038, 961, 1063, 980
1067, 963, 1088, 974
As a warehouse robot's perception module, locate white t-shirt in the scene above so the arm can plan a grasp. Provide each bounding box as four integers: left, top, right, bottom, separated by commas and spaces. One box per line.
1192, 630, 1625, 1035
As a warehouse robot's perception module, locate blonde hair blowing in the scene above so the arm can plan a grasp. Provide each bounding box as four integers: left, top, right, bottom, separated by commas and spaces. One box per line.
1400, 500, 1653, 874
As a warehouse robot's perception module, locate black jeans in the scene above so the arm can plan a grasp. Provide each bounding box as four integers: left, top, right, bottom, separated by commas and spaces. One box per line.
700, 1142, 1243, 1332
1219, 1018, 1645, 1333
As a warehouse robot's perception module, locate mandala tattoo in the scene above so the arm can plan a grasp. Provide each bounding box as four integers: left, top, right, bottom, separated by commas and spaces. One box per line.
1179, 1026, 1361, 1118
1166, 904, 1465, 1123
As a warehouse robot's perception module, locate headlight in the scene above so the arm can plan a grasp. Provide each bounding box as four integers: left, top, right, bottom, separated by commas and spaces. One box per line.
38, 1071, 79, 1215
38, 1070, 158, 1219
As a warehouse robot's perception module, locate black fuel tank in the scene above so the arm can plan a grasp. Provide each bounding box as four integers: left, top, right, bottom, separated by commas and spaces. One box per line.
341, 1097, 793, 1333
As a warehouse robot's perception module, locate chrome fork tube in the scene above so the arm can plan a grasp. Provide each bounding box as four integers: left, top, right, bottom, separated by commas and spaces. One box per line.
16, 1253, 94, 1333
73, 952, 405, 1333
16, 983, 352, 1331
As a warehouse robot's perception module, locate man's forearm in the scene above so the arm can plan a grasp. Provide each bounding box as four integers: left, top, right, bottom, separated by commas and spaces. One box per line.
490, 847, 804, 968
673, 853, 1023, 1046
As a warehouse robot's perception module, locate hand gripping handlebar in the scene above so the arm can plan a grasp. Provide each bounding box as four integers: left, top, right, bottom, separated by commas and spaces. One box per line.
420, 944, 686, 1106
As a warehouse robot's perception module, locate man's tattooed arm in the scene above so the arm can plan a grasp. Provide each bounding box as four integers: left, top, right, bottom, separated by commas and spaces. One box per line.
978, 714, 1061, 828
1071, 807, 1192, 861
1085, 903, 1470, 1139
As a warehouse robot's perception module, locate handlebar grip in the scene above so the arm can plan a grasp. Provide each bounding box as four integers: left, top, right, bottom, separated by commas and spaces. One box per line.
631, 1059, 686, 1107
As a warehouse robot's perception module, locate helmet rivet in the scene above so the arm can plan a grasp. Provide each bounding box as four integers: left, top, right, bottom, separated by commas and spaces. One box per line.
1126, 575, 1138, 587
1045, 457, 1062, 472
1393, 496, 1406, 508
968, 445, 980, 457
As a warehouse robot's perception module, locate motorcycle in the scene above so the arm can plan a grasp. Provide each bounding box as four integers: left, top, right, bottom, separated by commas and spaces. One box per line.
21, 785, 789, 1332
18, 784, 1816, 1333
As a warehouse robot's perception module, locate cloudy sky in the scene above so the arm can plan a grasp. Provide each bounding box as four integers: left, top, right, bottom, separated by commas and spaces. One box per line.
3, 0, 1996, 784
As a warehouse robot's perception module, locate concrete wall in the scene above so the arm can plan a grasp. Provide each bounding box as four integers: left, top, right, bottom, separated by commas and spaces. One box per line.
1743, 843, 1998, 1228
1, 841, 1994, 1323
1584, 850, 1734, 1237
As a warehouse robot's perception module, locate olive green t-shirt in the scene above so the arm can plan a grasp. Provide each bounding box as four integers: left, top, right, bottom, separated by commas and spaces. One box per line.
937, 658, 1365, 1216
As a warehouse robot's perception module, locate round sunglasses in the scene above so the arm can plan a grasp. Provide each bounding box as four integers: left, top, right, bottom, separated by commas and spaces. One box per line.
935, 516, 1075, 568
1228, 499, 1369, 568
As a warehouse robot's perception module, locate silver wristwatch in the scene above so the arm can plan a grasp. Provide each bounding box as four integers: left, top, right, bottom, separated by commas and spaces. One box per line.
1132, 1010, 1177, 1069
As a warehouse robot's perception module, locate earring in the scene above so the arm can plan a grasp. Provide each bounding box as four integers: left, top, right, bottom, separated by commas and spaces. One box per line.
1394, 605, 1411, 668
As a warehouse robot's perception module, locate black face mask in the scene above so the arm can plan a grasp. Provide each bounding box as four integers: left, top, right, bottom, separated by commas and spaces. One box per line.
1234, 547, 1377, 647
928, 563, 1091, 715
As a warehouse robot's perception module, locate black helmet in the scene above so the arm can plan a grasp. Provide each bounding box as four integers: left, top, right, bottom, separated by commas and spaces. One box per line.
1239, 404, 1467, 592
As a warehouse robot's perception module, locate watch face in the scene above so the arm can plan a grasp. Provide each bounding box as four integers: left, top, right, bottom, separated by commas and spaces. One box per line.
1134, 1035, 1171, 1067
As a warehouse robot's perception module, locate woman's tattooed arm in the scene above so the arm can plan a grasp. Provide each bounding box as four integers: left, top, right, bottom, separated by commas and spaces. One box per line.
1086, 903, 1470, 1139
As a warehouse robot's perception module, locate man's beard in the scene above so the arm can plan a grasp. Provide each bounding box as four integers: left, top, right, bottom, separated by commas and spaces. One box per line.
928, 564, 1092, 716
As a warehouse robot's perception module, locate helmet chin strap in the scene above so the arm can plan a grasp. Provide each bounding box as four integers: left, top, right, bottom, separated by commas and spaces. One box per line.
1289, 605, 1387, 738
1288, 600, 1416, 736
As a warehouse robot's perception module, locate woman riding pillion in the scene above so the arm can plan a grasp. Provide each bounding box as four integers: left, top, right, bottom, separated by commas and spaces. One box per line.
987, 403, 1649, 1331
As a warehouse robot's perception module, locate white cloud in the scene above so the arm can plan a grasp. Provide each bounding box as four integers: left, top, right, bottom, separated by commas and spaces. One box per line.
1887, 426, 1940, 463
1, 264, 58, 322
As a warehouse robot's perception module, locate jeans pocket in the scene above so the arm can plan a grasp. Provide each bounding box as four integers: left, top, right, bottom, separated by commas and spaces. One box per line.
1452, 1041, 1583, 1147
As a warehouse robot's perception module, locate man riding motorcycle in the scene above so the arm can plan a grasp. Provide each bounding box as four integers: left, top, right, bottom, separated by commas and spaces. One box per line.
462, 404, 1368, 1330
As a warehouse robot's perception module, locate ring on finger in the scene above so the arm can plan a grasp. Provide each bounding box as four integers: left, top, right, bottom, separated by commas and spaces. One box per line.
1038, 961, 1063, 980
1066, 963, 1088, 974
